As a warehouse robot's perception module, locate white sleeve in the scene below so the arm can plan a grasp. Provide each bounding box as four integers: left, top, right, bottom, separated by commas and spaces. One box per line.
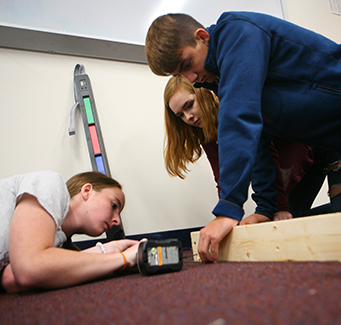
15, 171, 70, 247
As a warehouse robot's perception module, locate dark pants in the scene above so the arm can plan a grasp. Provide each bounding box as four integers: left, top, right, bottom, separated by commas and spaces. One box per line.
289, 149, 341, 217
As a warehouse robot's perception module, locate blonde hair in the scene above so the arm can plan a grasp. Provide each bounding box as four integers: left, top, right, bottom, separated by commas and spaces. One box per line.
66, 171, 122, 198
145, 13, 205, 76
164, 75, 219, 178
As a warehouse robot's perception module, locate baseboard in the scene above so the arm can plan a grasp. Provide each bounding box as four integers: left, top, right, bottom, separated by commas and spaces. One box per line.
74, 226, 203, 251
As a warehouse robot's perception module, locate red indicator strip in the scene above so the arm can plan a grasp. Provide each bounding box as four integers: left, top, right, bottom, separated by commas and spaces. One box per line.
83, 97, 94, 124
89, 125, 101, 154
95, 155, 105, 174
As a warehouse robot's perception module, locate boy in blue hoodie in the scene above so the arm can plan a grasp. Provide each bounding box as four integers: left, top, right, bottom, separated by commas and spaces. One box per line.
145, 12, 341, 263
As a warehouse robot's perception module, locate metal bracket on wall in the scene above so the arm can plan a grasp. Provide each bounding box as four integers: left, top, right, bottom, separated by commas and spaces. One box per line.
69, 63, 125, 240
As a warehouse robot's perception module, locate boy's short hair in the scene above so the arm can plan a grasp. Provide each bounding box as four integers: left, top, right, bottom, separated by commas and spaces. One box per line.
145, 13, 205, 76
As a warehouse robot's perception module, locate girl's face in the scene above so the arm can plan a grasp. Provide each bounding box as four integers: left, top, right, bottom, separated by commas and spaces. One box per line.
169, 90, 202, 127
81, 186, 125, 237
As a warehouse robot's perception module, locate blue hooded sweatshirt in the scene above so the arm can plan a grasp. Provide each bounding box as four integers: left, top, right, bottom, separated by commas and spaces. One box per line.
204, 12, 341, 221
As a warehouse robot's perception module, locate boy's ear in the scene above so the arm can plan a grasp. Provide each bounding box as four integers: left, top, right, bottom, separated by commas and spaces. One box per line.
194, 28, 210, 44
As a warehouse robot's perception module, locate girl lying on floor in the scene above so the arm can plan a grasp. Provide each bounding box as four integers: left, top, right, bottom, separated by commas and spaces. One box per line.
0, 171, 142, 293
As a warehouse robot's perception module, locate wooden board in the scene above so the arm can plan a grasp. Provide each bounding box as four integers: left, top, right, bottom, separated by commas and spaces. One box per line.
191, 213, 341, 262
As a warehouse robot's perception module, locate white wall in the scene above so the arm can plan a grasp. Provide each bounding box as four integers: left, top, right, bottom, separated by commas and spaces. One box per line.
283, 0, 341, 43
0, 0, 284, 45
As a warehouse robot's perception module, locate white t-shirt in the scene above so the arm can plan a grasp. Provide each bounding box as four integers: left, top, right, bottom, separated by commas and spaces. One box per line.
0, 171, 70, 271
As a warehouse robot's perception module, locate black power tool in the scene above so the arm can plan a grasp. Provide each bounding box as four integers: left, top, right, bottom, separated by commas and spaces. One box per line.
137, 239, 183, 276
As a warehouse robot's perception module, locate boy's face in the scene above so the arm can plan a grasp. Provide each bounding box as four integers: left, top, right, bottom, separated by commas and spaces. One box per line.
172, 29, 217, 84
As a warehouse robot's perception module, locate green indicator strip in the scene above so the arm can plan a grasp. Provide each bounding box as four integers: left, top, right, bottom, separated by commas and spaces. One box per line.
83, 97, 94, 124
